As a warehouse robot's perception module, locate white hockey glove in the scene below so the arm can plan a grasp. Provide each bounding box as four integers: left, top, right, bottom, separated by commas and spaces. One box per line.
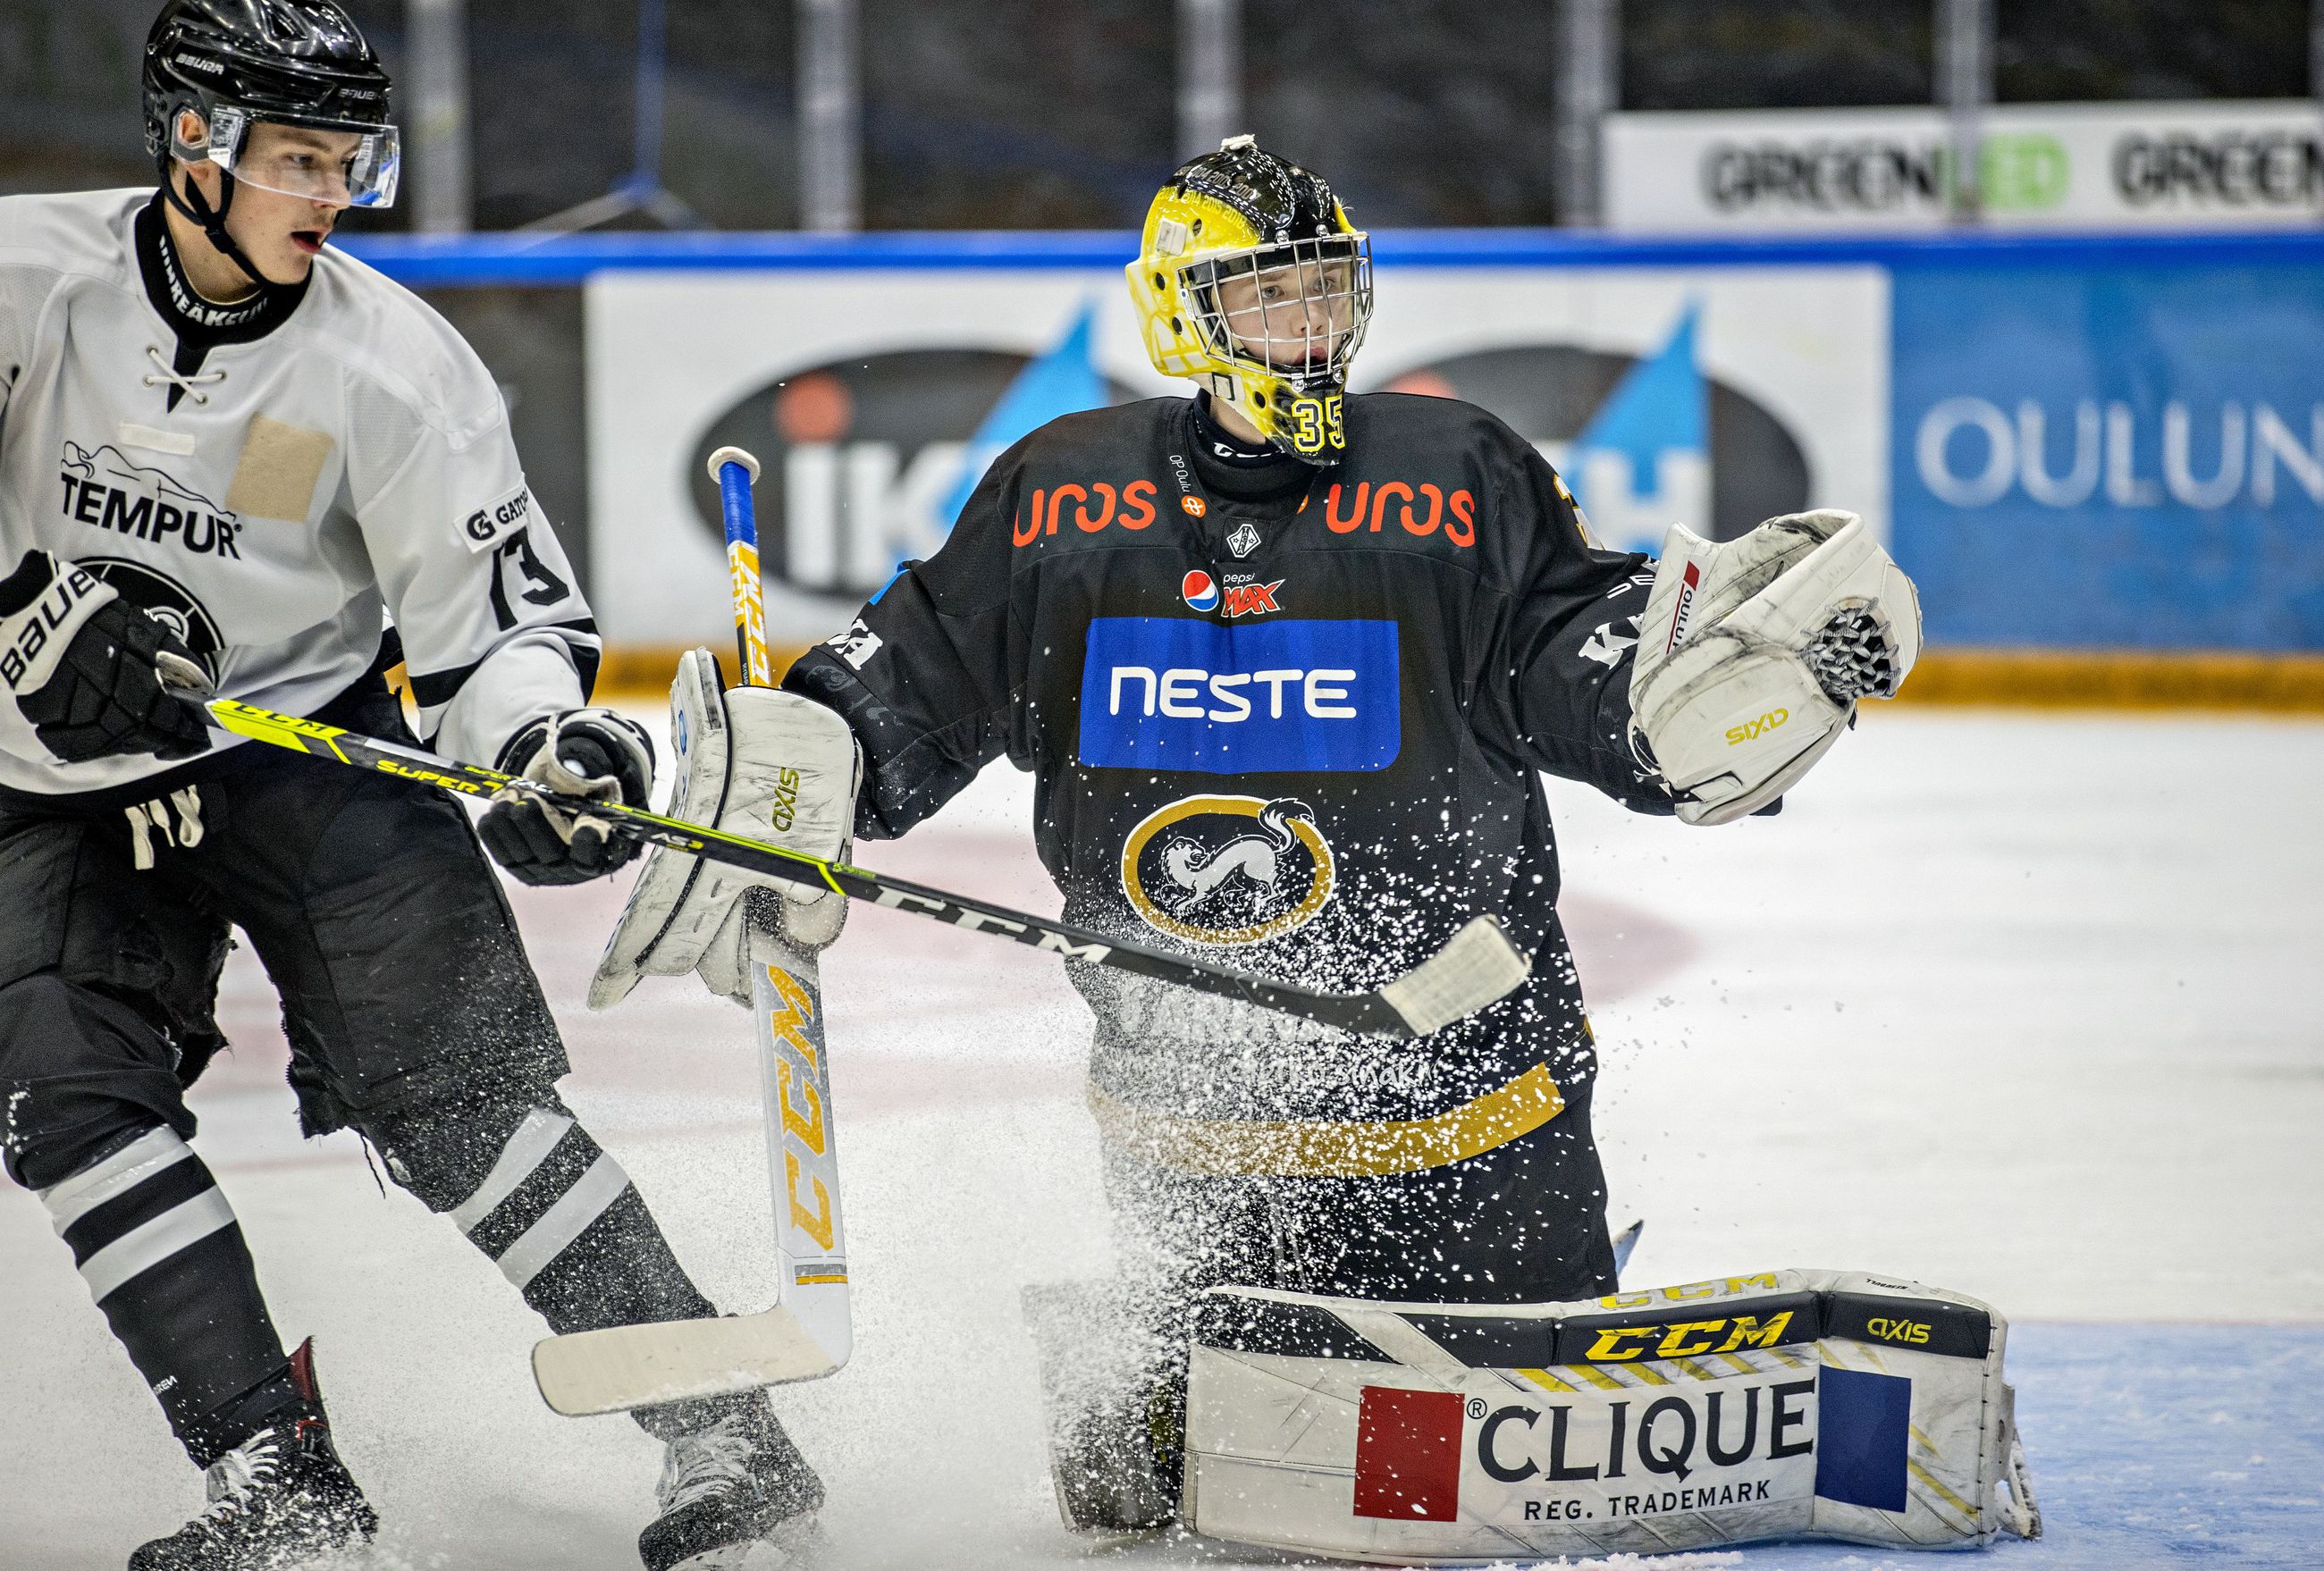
479, 707, 658, 885
1629, 509, 1920, 826
588, 647, 862, 1010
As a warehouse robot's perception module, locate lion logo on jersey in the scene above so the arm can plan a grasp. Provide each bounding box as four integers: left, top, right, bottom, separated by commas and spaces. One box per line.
1120, 795, 1335, 945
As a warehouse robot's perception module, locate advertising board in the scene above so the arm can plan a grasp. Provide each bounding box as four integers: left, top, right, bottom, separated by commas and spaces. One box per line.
1891, 256, 2324, 649
1608, 101, 2324, 232
585, 264, 1887, 645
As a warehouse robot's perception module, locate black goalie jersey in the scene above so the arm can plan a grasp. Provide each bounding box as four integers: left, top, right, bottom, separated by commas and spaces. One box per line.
786, 392, 1675, 1124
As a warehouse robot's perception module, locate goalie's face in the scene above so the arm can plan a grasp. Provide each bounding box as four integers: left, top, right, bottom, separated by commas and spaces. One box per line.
1210, 250, 1361, 372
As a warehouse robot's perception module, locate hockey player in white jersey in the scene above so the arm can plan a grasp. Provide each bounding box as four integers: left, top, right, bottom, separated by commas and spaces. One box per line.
0, 4, 820, 1567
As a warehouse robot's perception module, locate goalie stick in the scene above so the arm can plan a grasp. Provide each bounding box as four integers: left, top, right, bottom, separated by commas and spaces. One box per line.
537, 446, 855, 1414
197, 699, 1533, 1042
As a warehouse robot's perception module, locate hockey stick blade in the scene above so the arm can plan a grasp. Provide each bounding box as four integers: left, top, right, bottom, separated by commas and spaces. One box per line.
531, 1306, 839, 1416
198, 698, 1533, 1038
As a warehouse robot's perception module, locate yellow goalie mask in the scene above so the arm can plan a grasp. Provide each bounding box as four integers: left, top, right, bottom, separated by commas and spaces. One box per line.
1128, 135, 1373, 465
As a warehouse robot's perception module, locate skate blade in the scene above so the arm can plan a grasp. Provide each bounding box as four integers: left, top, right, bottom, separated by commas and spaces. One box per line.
671, 1516, 825, 1571
669, 1544, 792, 1571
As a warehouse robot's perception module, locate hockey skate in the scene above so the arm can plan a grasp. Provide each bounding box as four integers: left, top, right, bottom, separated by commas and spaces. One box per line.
638, 1401, 825, 1571
129, 1341, 377, 1571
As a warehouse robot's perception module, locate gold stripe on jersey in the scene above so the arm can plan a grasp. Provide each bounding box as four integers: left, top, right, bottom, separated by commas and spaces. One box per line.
1088, 1061, 1565, 1177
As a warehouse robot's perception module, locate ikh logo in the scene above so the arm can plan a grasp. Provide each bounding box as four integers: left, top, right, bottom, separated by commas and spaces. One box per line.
1120, 794, 1335, 945
686, 301, 1131, 601
1377, 303, 1815, 554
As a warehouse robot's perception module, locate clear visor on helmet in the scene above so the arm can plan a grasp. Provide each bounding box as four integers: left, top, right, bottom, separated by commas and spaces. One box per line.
1183, 233, 1373, 385
173, 102, 401, 209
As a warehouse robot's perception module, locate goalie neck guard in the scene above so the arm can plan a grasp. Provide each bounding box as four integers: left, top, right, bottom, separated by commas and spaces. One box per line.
1127, 136, 1373, 466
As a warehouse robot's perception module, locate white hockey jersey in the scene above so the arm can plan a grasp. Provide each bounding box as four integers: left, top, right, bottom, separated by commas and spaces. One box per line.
0, 187, 596, 798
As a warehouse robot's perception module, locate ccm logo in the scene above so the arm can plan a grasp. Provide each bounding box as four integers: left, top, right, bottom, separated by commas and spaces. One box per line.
1865, 1317, 1932, 1345
1725, 708, 1789, 745
1582, 1311, 1797, 1362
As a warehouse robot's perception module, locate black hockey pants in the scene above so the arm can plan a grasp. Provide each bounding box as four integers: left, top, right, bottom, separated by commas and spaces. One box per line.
0, 727, 730, 1462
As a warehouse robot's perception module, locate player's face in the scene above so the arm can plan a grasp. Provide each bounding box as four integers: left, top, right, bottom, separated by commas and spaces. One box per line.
1215, 255, 1357, 371
177, 118, 359, 288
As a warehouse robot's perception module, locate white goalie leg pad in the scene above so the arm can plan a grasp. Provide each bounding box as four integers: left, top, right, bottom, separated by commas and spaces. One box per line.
587, 648, 861, 1009
1183, 1269, 2035, 1565
1629, 512, 1922, 826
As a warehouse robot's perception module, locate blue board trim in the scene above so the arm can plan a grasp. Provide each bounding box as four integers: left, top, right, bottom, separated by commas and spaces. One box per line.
337, 225, 2324, 289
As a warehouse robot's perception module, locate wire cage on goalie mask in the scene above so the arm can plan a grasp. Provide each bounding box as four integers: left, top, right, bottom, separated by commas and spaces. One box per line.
1181, 234, 1374, 399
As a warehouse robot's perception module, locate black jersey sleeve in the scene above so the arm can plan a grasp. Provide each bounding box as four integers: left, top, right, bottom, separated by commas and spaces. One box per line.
1475, 431, 1677, 815
781, 445, 1025, 842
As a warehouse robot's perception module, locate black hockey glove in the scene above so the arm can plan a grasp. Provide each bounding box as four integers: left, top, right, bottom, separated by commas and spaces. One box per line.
0, 550, 210, 763
479, 708, 656, 886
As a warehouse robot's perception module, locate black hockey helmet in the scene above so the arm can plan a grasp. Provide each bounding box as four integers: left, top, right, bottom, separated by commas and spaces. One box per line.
143, 0, 397, 205
142, 0, 397, 290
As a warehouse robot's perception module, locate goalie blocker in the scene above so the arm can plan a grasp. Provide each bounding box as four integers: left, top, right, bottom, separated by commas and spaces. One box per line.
1181, 1268, 2038, 1563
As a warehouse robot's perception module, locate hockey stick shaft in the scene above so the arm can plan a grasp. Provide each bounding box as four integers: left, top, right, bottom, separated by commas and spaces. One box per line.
199, 697, 1527, 1039
711, 444, 853, 1366
712, 445, 776, 688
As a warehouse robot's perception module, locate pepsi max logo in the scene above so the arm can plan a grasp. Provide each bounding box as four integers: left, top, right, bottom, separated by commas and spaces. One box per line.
1183, 570, 1284, 617
1221, 578, 1283, 617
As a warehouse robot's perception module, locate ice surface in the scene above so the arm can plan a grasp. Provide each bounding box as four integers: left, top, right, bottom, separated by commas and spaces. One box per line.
2, 709, 2319, 1568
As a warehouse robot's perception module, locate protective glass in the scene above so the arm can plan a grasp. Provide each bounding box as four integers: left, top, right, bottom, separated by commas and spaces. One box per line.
176, 103, 401, 208
1183, 233, 1373, 384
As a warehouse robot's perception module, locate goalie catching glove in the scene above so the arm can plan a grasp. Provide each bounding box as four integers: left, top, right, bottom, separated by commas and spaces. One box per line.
589, 648, 862, 1009
1629, 510, 1920, 826
479, 708, 657, 885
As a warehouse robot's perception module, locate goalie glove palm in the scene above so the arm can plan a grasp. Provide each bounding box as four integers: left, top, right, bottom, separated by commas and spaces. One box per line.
589, 648, 862, 1010
1629, 510, 1921, 826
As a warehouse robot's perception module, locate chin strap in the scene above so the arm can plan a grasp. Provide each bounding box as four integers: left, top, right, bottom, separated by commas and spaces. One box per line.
158, 160, 280, 296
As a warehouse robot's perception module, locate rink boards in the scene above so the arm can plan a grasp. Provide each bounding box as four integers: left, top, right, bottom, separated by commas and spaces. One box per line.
340, 226, 2324, 677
